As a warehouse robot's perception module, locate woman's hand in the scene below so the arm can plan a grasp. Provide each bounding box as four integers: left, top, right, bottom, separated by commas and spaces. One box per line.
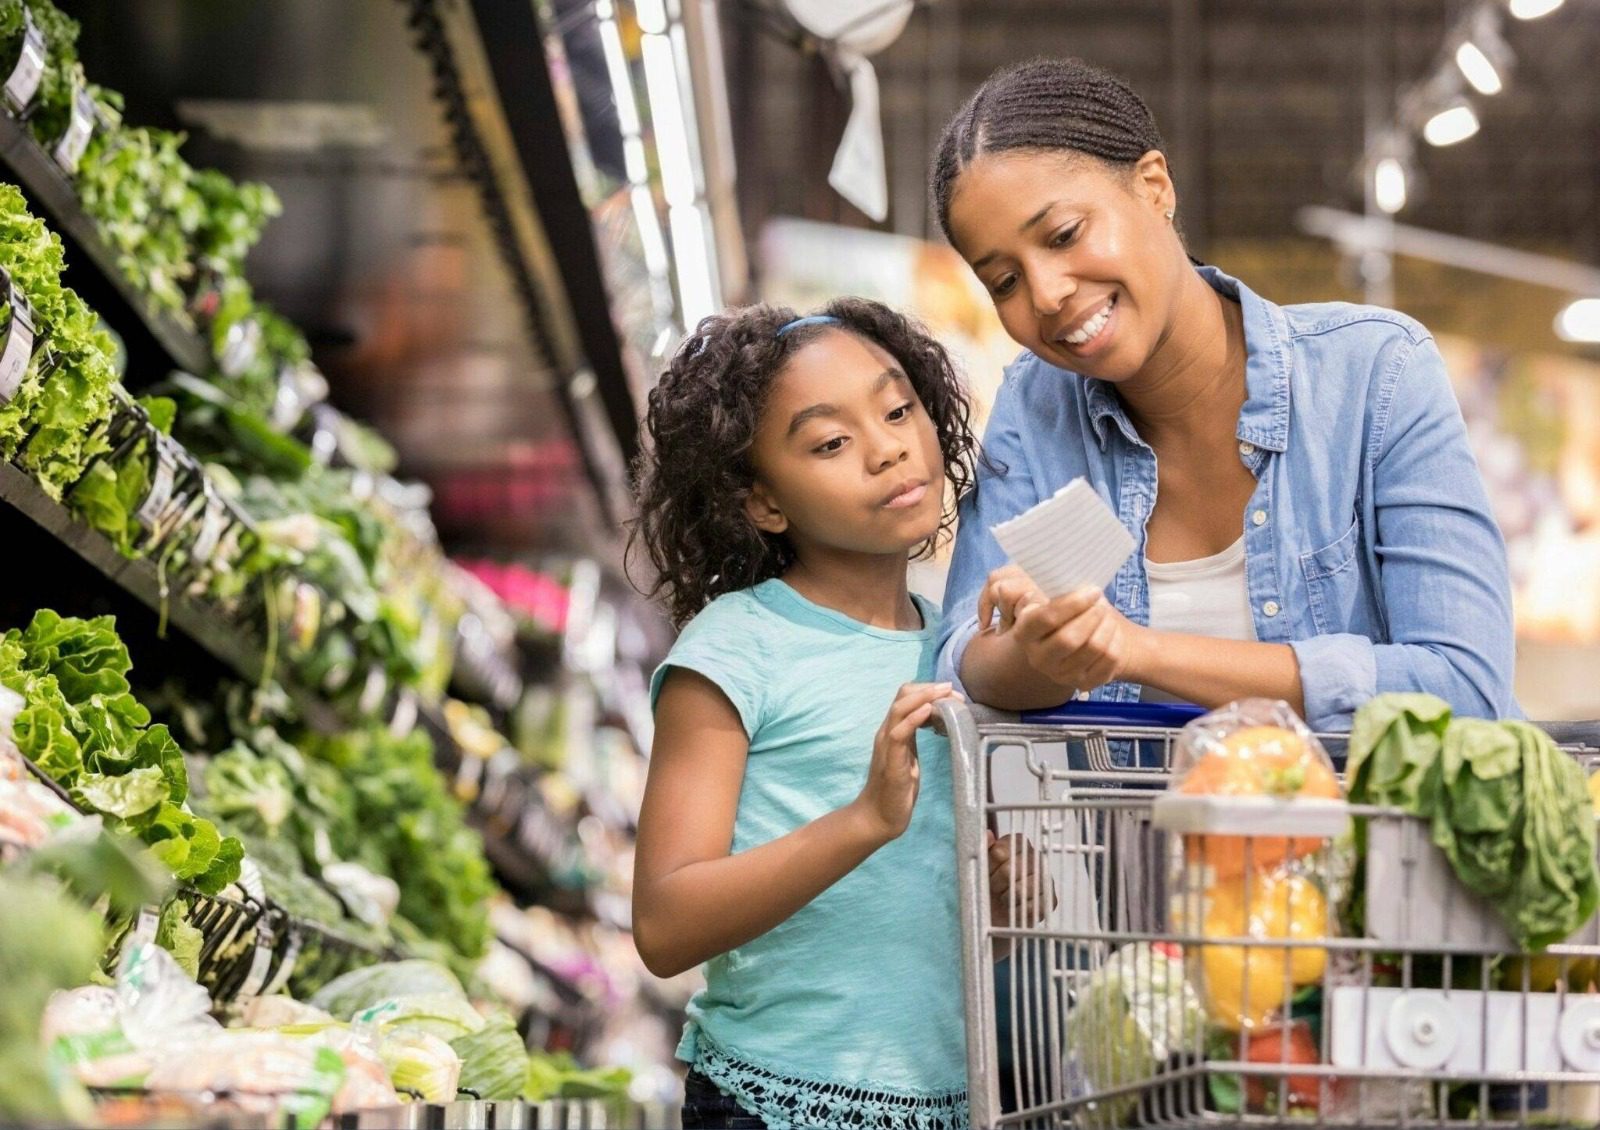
1009, 586, 1146, 695
852, 682, 962, 844
978, 565, 1047, 633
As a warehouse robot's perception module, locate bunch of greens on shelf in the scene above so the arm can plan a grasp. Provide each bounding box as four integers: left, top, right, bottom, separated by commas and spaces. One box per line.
190, 168, 280, 284
0, 182, 119, 498
76, 122, 203, 325
0, 609, 243, 894
68, 394, 175, 557
8, 0, 85, 139
308, 724, 494, 972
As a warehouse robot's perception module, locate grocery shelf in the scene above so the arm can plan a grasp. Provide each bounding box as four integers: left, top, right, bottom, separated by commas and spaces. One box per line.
0, 110, 211, 378
0, 459, 341, 734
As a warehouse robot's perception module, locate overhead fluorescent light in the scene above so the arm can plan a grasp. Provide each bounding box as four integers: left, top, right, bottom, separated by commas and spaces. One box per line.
1423, 101, 1479, 146
1556, 298, 1600, 343
1454, 41, 1503, 95
1508, 0, 1563, 20
1374, 157, 1408, 214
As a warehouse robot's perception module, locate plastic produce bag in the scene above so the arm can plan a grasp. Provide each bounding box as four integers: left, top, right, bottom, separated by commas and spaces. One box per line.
1170, 698, 1342, 882
45, 940, 221, 1088
1063, 942, 1204, 1129
376, 1028, 461, 1103
144, 1031, 350, 1125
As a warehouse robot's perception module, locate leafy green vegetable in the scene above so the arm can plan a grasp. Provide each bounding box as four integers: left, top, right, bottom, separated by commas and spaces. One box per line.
309, 727, 493, 966
202, 744, 294, 838
311, 960, 467, 1017
0, 183, 119, 498
451, 1016, 528, 1101
1347, 694, 1600, 951
72, 765, 165, 819
3, 610, 242, 892
155, 896, 204, 980
524, 1051, 632, 1103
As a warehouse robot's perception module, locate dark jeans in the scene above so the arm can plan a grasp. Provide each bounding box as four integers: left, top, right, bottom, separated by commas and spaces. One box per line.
681, 1069, 769, 1130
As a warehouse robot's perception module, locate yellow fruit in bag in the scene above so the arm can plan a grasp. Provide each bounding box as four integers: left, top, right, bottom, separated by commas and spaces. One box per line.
1198, 871, 1327, 1032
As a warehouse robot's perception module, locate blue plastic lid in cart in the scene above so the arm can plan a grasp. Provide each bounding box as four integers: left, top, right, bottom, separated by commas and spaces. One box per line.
1019, 699, 1207, 728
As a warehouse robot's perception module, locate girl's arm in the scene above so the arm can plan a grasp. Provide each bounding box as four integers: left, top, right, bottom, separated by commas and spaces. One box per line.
632, 669, 951, 979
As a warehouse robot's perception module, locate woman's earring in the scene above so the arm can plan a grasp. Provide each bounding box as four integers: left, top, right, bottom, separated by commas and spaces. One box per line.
1164, 209, 1175, 222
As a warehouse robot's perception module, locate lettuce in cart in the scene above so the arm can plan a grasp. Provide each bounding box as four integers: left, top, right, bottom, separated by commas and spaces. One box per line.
1064, 941, 1205, 1129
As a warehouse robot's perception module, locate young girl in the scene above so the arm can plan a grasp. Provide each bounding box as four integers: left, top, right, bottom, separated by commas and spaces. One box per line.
630, 298, 1007, 1130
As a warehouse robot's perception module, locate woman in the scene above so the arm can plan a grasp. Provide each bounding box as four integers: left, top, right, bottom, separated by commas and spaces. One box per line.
931, 58, 1517, 732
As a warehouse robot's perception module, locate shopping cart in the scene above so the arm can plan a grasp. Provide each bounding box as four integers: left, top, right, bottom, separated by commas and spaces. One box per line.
938, 700, 1600, 1129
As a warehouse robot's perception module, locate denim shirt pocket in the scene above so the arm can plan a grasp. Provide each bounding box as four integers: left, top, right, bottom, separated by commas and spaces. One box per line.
1300, 520, 1372, 637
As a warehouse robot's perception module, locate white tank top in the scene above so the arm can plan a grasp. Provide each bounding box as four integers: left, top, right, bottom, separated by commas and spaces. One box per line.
1145, 536, 1257, 642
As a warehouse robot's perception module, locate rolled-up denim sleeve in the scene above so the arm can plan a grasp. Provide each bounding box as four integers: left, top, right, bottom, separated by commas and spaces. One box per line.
938, 374, 1041, 698
1294, 334, 1517, 730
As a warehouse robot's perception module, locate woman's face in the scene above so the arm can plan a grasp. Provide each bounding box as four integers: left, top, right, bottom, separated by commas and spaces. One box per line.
946, 149, 1185, 382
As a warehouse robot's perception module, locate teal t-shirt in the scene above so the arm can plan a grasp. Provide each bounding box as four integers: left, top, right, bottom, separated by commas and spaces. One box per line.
650, 579, 968, 1129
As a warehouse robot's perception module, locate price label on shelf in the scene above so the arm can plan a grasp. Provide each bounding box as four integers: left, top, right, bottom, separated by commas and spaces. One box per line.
191, 489, 228, 565
52, 84, 97, 175
3, 9, 45, 115
0, 270, 36, 403
234, 912, 278, 1002
218, 316, 261, 377
135, 443, 178, 529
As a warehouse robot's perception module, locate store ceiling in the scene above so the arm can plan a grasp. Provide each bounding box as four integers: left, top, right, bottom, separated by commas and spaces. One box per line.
66, 0, 611, 556
726, 0, 1600, 273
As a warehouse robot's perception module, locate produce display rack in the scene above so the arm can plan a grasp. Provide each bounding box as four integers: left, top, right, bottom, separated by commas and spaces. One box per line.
0, 459, 345, 735
0, 110, 211, 378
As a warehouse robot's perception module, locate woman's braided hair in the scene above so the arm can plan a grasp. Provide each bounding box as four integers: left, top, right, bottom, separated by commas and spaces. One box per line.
628, 297, 980, 628
932, 57, 1167, 244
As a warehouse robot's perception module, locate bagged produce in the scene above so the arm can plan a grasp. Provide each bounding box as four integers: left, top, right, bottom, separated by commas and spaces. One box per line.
451, 1015, 529, 1100
1170, 699, 1342, 882
1062, 941, 1204, 1129
377, 1028, 461, 1103
1194, 869, 1327, 1032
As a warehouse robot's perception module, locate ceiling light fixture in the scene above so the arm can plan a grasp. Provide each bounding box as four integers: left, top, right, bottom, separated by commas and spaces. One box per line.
1555, 298, 1600, 343
1423, 100, 1480, 146
1508, 0, 1563, 20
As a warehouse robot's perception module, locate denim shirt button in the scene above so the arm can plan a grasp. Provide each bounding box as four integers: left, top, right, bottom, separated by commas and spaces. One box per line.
1252, 509, 1268, 527
1238, 441, 1256, 457
1262, 600, 1281, 618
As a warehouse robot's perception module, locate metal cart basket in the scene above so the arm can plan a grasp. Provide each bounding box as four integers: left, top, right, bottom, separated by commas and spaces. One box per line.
939, 700, 1600, 1129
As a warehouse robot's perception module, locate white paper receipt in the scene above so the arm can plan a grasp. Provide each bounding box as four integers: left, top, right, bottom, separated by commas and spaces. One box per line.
991, 478, 1135, 599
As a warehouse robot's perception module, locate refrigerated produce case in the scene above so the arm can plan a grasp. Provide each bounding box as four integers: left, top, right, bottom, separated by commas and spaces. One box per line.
0, 1, 682, 1125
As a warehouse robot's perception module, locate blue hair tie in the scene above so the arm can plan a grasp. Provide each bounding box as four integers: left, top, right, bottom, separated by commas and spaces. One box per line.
775, 314, 841, 338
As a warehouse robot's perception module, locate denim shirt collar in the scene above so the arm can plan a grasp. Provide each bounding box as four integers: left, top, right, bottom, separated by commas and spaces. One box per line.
1085, 264, 1294, 453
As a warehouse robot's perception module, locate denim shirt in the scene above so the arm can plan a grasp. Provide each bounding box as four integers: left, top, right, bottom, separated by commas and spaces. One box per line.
937, 265, 1519, 732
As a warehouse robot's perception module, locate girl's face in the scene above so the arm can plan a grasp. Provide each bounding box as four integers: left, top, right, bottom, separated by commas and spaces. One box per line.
744, 329, 945, 560
946, 149, 1186, 383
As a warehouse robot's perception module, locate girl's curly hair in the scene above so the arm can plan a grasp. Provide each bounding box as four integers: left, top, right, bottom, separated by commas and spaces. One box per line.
628, 297, 980, 628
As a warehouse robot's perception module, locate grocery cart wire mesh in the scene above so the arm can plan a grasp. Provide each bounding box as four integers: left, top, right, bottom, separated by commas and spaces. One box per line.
937, 700, 1600, 1130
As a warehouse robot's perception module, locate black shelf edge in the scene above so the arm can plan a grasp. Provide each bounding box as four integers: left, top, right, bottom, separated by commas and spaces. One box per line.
0, 111, 211, 377
0, 459, 341, 733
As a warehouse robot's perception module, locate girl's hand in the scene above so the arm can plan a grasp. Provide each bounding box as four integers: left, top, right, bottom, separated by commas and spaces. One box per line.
853, 682, 961, 844
978, 565, 1047, 634
987, 831, 1054, 927
1012, 587, 1145, 695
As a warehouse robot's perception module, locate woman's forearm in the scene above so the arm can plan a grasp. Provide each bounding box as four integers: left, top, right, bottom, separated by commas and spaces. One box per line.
961, 621, 1305, 716
959, 628, 1077, 710
1128, 628, 1305, 716
633, 801, 888, 979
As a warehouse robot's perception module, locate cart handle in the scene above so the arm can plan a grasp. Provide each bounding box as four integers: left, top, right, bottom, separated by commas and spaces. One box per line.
1017, 699, 1207, 728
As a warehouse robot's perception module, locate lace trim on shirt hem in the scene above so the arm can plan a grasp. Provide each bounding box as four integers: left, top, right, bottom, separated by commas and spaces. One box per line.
694, 1036, 969, 1130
